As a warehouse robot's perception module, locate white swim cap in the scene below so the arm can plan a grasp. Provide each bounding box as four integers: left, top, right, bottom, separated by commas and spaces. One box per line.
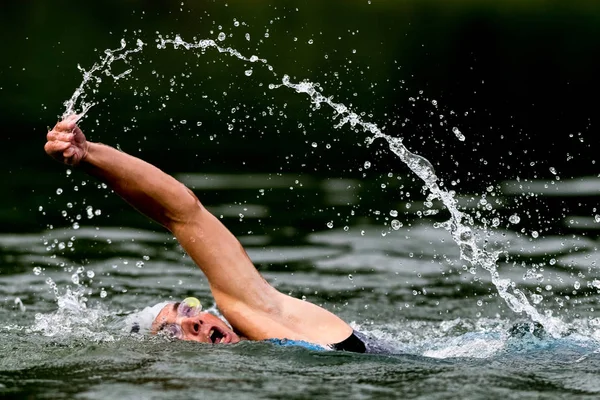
124, 301, 171, 334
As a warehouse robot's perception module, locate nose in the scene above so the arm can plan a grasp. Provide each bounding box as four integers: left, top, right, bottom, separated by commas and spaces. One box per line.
181, 316, 204, 336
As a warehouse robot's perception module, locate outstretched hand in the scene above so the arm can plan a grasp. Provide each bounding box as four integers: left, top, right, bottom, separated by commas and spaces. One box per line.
45, 115, 89, 166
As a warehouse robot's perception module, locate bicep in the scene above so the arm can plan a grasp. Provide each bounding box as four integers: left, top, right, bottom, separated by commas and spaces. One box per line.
169, 203, 276, 306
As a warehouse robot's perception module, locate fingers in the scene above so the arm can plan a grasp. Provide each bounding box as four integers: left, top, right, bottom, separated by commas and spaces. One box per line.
63, 146, 76, 158
44, 140, 71, 155
47, 130, 74, 143
54, 114, 80, 132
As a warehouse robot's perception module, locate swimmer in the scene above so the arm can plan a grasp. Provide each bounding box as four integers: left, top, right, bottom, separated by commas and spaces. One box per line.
44, 115, 385, 353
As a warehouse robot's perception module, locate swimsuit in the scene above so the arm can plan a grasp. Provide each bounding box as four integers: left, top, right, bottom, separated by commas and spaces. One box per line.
268, 330, 391, 354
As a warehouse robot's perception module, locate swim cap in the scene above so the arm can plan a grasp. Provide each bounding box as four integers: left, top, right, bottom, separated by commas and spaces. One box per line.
124, 301, 171, 334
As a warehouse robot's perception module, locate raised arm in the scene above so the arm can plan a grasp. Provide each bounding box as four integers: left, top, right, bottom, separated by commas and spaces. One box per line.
45, 116, 353, 344
44, 116, 276, 307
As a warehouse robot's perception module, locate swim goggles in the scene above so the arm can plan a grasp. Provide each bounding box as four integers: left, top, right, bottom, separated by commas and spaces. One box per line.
161, 297, 203, 339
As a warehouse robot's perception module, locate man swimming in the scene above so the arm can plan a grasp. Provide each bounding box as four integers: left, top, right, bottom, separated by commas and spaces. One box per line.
44, 115, 381, 353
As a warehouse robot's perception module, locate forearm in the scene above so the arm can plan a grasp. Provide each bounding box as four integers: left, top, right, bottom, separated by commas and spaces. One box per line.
81, 142, 199, 228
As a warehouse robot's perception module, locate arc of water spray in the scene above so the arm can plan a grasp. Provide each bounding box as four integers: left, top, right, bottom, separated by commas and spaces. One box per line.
63, 35, 566, 337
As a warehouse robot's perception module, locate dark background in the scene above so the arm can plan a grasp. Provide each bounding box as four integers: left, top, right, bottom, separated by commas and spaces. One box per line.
0, 0, 598, 232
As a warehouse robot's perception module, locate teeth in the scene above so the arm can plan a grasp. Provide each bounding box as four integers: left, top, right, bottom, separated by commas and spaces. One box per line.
209, 329, 214, 341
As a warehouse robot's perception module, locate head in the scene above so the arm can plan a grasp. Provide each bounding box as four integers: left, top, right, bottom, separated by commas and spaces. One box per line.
150, 298, 241, 344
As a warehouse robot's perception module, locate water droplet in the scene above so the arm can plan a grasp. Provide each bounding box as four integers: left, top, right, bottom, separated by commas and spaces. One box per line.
136, 261, 144, 268
245, 33, 250, 41
509, 214, 521, 224
197, 121, 203, 127
66, 169, 72, 176
245, 69, 253, 76
33, 267, 42, 275
452, 127, 465, 141
327, 221, 334, 229
348, 274, 353, 280
180, 120, 187, 124
476, 300, 483, 306
531, 294, 543, 304
311, 142, 317, 148
594, 214, 600, 223
217, 32, 226, 41
72, 222, 80, 230
431, 100, 438, 106
343, 226, 349, 231
391, 220, 402, 230
364, 161, 371, 169
308, 39, 314, 44
549, 167, 557, 175
100, 289, 107, 298
56, 188, 63, 195
87, 271, 95, 278
234, 20, 240, 27
531, 231, 539, 238
574, 281, 580, 290
390, 210, 398, 217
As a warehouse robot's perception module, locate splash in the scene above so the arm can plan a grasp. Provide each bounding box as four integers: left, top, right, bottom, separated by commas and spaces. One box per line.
61, 34, 566, 337
62, 38, 146, 120
27, 281, 115, 342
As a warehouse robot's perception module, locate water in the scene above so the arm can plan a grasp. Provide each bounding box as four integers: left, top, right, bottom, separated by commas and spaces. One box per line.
2, 32, 600, 398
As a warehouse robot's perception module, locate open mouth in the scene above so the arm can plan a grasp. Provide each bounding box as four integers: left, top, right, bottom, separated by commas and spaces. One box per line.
208, 327, 226, 344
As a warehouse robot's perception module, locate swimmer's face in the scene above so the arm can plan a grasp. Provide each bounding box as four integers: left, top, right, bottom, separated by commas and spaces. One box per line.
151, 302, 241, 344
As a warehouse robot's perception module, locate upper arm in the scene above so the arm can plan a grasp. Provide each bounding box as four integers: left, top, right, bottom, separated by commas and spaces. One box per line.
167, 190, 352, 345
167, 197, 278, 309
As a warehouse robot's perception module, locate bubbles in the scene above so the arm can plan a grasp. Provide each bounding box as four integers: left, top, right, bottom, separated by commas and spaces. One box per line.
391, 220, 402, 230
217, 32, 226, 41
86, 271, 95, 278
326, 221, 334, 229
245, 33, 251, 41
390, 210, 398, 217
245, 69, 253, 76
100, 289, 107, 298
509, 214, 521, 224
531, 231, 539, 239
363, 161, 371, 169
72, 222, 80, 230
311, 142, 318, 148
33, 266, 42, 276
595, 214, 600, 223
348, 274, 353, 281
56, 188, 63, 195
180, 120, 187, 124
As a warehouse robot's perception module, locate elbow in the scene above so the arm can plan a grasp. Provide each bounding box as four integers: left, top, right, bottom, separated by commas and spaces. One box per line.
164, 185, 204, 230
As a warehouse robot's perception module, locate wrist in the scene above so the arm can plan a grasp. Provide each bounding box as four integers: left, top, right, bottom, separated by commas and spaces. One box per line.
80, 142, 96, 166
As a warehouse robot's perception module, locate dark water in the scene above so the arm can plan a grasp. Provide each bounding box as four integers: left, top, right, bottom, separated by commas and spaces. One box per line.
2, 1, 600, 399
1, 171, 599, 399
